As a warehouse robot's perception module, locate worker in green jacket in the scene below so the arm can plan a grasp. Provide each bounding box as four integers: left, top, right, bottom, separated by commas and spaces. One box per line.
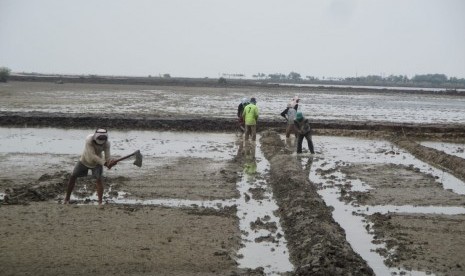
242, 97, 259, 141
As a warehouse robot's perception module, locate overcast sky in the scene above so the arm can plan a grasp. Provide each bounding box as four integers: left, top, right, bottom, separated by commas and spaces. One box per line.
1, 0, 464, 79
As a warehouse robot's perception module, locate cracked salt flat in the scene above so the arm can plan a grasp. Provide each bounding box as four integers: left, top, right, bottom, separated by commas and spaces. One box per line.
306, 136, 465, 276
0, 127, 293, 275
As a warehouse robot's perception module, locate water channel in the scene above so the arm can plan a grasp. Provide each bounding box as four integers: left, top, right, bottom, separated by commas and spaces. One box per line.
305, 135, 465, 276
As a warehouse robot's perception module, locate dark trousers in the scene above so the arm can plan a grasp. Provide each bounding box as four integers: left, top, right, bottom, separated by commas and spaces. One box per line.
297, 133, 315, 154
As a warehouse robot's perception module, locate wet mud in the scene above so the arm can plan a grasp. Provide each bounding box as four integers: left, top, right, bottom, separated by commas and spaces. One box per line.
390, 136, 465, 182
0, 166, 255, 276
2, 81, 465, 275
115, 156, 240, 200
0, 202, 245, 276
369, 212, 465, 276
340, 163, 465, 206
1, 128, 465, 275
259, 130, 374, 275
2, 170, 69, 204
2, 111, 465, 136
312, 134, 465, 275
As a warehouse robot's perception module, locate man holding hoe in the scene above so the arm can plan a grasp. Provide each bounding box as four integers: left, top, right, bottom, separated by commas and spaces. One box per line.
64, 128, 117, 208
294, 112, 315, 154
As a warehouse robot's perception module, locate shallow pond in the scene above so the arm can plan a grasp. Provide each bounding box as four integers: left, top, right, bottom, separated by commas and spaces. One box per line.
2, 82, 465, 125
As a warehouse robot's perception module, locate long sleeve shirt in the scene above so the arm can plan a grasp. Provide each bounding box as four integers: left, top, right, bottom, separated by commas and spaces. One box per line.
79, 134, 111, 168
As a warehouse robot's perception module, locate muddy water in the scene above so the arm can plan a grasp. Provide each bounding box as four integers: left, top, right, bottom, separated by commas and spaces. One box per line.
0, 127, 292, 274
2, 81, 465, 125
4, 127, 465, 275
305, 135, 465, 275
235, 140, 293, 274
0, 127, 237, 158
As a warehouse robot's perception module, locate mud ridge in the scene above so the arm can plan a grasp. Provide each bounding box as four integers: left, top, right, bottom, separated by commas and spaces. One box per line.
9, 76, 465, 96
259, 130, 374, 275
2, 111, 465, 136
390, 136, 465, 182
2, 171, 68, 205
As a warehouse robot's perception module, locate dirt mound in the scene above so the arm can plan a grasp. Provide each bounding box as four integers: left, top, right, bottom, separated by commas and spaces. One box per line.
2, 171, 69, 205
260, 130, 374, 275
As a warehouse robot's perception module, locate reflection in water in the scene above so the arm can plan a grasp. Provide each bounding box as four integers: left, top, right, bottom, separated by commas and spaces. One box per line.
243, 140, 257, 175
235, 137, 293, 274
305, 135, 465, 276
298, 155, 314, 177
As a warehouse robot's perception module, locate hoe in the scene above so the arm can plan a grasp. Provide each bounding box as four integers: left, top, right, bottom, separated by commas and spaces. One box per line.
114, 150, 143, 167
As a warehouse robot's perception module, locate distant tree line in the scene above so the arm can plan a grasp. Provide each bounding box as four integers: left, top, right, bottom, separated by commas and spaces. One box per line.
345, 74, 465, 87
253, 71, 302, 81
253, 72, 465, 87
3, 66, 464, 88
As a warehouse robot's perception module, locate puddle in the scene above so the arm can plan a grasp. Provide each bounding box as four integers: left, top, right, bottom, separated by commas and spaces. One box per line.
64, 139, 294, 275
235, 140, 293, 275
419, 141, 465, 159
69, 190, 236, 209
305, 135, 465, 275
313, 136, 465, 195
0, 127, 237, 159
0, 127, 292, 275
